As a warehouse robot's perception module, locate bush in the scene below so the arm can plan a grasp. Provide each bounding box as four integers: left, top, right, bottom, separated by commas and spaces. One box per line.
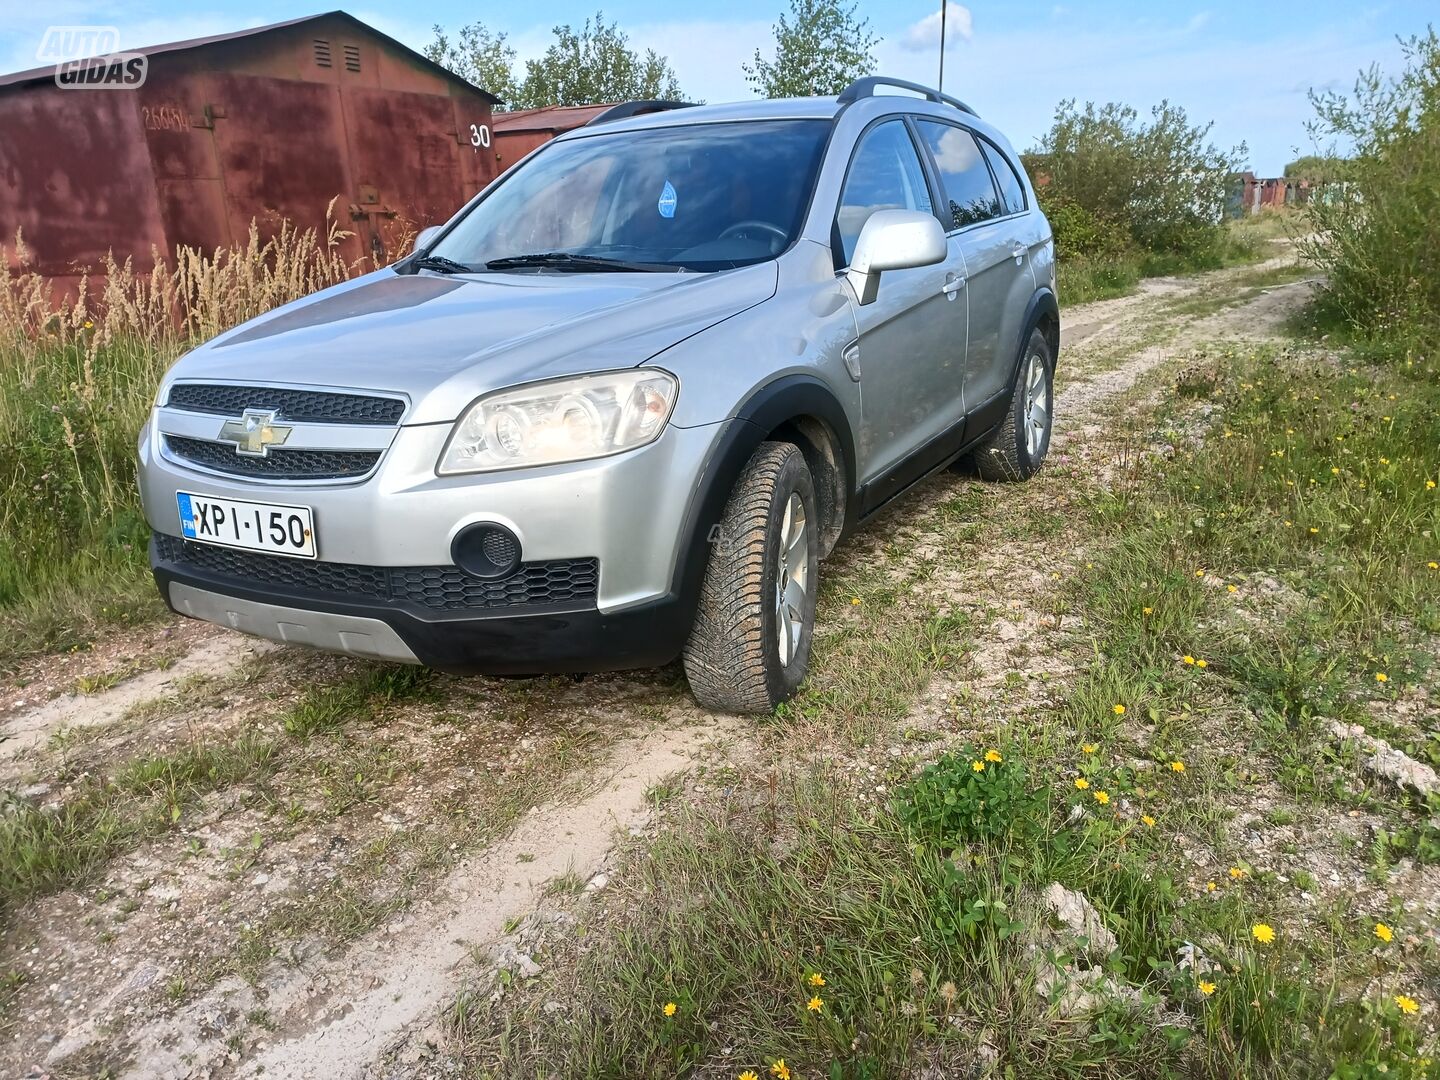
1300, 28, 1440, 346
1027, 99, 1246, 265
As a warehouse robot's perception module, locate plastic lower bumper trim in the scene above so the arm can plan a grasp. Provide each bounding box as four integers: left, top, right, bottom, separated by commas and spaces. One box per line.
152, 553, 690, 677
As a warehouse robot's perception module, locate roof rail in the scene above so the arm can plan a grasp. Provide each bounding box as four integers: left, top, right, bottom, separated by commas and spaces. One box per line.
836, 76, 977, 117
585, 100, 696, 126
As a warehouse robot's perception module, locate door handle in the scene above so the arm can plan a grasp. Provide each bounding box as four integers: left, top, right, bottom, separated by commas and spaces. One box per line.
941, 274, 966, 299
1012, 243, 1027, 265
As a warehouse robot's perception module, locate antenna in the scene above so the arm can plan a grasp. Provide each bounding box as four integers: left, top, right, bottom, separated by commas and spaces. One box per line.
938, 1, 947, 93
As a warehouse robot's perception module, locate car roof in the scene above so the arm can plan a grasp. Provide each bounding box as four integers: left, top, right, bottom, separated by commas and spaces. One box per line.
551, 93, 1020, 160
554, 96, 841, 139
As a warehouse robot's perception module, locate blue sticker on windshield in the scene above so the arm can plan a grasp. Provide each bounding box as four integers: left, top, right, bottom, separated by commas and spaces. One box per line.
658, 180, 677, 219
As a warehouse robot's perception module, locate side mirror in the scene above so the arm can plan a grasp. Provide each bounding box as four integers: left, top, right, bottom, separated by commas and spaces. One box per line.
847, 209, 947, 305
413, 225, 442, 254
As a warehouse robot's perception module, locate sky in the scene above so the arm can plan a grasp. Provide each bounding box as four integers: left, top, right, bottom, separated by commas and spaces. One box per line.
3, 1, 1434, 174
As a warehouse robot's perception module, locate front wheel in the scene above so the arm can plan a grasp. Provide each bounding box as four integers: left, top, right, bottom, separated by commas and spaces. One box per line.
683, 441, 818, 714
969, 328, 1054, 481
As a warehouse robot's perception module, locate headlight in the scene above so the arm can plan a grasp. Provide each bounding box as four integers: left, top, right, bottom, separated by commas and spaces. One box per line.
437, 369, 679, 475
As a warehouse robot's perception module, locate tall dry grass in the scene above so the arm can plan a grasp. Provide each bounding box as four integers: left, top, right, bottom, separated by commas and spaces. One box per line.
0, 202, 361, 668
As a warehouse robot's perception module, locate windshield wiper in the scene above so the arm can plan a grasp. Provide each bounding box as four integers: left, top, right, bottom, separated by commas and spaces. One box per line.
412, 254, 473, 275
484, 252, 677, 273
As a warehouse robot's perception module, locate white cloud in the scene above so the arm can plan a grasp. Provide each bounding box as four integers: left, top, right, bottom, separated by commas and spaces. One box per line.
900, 3, 974, 53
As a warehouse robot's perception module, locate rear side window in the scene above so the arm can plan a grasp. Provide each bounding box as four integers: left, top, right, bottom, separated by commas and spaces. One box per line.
980, 138, 1027, 215
915, 120, 1001, 229
835, 120, 933, 266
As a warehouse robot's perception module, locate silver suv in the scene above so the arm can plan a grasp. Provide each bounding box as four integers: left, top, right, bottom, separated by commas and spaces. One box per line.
139, 77, 1058, 714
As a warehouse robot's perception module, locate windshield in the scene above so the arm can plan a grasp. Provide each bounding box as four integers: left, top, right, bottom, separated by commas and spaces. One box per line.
429, 119, 831, 273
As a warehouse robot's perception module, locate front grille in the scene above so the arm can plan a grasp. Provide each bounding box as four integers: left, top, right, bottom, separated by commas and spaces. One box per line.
166, 384, 405, 426
165, 436, 380, 480
154, 533, 599, 613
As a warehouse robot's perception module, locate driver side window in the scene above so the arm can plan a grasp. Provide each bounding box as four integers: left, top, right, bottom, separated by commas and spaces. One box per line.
835, 120, 933, 266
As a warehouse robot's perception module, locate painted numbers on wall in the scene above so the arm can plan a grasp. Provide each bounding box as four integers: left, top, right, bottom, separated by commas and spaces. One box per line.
469, 123, 491, 148
142, 104, 191, 131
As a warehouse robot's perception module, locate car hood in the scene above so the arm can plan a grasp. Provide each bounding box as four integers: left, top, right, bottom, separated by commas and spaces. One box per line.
167, 263, 779, 425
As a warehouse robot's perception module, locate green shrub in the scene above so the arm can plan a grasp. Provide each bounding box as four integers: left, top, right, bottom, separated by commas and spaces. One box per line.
1027, 99, 1245, 266
1300, 28, 1440, 348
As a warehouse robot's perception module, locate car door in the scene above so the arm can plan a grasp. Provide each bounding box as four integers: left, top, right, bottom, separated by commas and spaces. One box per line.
914, 120, 1036, 422
836, 118, 968, 500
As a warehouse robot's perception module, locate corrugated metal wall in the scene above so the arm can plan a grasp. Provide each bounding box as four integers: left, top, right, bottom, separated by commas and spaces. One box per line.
0, 13, 500, 295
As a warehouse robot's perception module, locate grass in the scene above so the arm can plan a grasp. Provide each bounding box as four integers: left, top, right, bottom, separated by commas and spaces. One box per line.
1059, 214, 1290, 307
0, 663, 431, 918
0, 210, 360, 670
458, 329, 1438, 1076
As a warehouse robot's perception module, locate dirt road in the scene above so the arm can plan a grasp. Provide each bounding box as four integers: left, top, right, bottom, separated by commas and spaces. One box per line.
0, 256, 1315, 1078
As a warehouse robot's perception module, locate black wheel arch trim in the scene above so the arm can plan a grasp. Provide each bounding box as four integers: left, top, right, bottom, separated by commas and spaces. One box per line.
1013, 287, 1060, 385
668, 374, 857, 625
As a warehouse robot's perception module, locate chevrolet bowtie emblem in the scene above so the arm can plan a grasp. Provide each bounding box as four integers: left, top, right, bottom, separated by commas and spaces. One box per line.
218, 409, 293, 457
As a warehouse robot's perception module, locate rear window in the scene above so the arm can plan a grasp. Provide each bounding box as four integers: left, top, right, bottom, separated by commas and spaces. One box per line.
980, 138, 1027, 215
915, 120, 1002, 229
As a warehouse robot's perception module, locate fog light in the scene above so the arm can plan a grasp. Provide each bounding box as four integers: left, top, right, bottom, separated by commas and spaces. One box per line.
451, 523, 521, 579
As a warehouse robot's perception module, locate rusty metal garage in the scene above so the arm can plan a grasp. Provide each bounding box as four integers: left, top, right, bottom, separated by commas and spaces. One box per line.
0, 12, 500, 294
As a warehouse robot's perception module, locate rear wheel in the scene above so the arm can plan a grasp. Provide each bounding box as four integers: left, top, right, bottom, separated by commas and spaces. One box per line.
969, 328, 1053, 481
683, 442, 818, 714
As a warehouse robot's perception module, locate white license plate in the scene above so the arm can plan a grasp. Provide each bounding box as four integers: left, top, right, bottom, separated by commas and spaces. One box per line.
176, 492, 316, 558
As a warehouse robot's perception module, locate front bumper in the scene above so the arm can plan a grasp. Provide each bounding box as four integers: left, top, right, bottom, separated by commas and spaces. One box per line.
152, 536, 694, 674
140, 415, 736, 673
139, 416, 732, 613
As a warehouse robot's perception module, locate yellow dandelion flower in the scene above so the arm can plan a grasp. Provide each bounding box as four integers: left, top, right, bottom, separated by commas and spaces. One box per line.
741, 1072, 761, 1080
1309, 527, 1320, 534
1331, 467, 1340, 476
1196, 659, 1208, 668
1229, 867, 1246, 880
1380, 457, 1391, 465
1429, 562, 1439, 571
1396, 995, 1420, 1015
1183, 655, 1196, 665
1227, 584, 1238, 593
1375, 672, 1388, 683
1143, 606, 1154, 615
985, 749, 1003, 763
850, 597, 862, 605
663, 1001, 677, 1017
1074, 777, 1090, 790
971, 760, 985, 773
1170, 761, 1186, 773
770, 1061, 792, 1080
1199, 981, 1217, 996
1206, 881, 1217, 892
807, 995, 824, 1013
1113, 704, 1126, 715
1142, 815, 1156, 827
1375, 923, 1393, 943
1429, 480, 1437, 490
1252, 923, 1276, 944
809, 971, 825, 987
1094, 790, 1111, 805
1082, 743, 1099, 754
1195, 569, 1205, 578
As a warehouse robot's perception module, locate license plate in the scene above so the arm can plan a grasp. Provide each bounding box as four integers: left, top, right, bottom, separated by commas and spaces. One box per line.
176, 492, 316, 558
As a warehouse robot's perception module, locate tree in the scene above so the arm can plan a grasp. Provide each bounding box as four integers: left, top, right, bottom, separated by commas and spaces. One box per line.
1282, 153, 1346, 179
425, 12, 684, 111
514, 13, 683, 109
744, 0, 879, 99
423, 21, 520, 107
1030, 99, 1246, 259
